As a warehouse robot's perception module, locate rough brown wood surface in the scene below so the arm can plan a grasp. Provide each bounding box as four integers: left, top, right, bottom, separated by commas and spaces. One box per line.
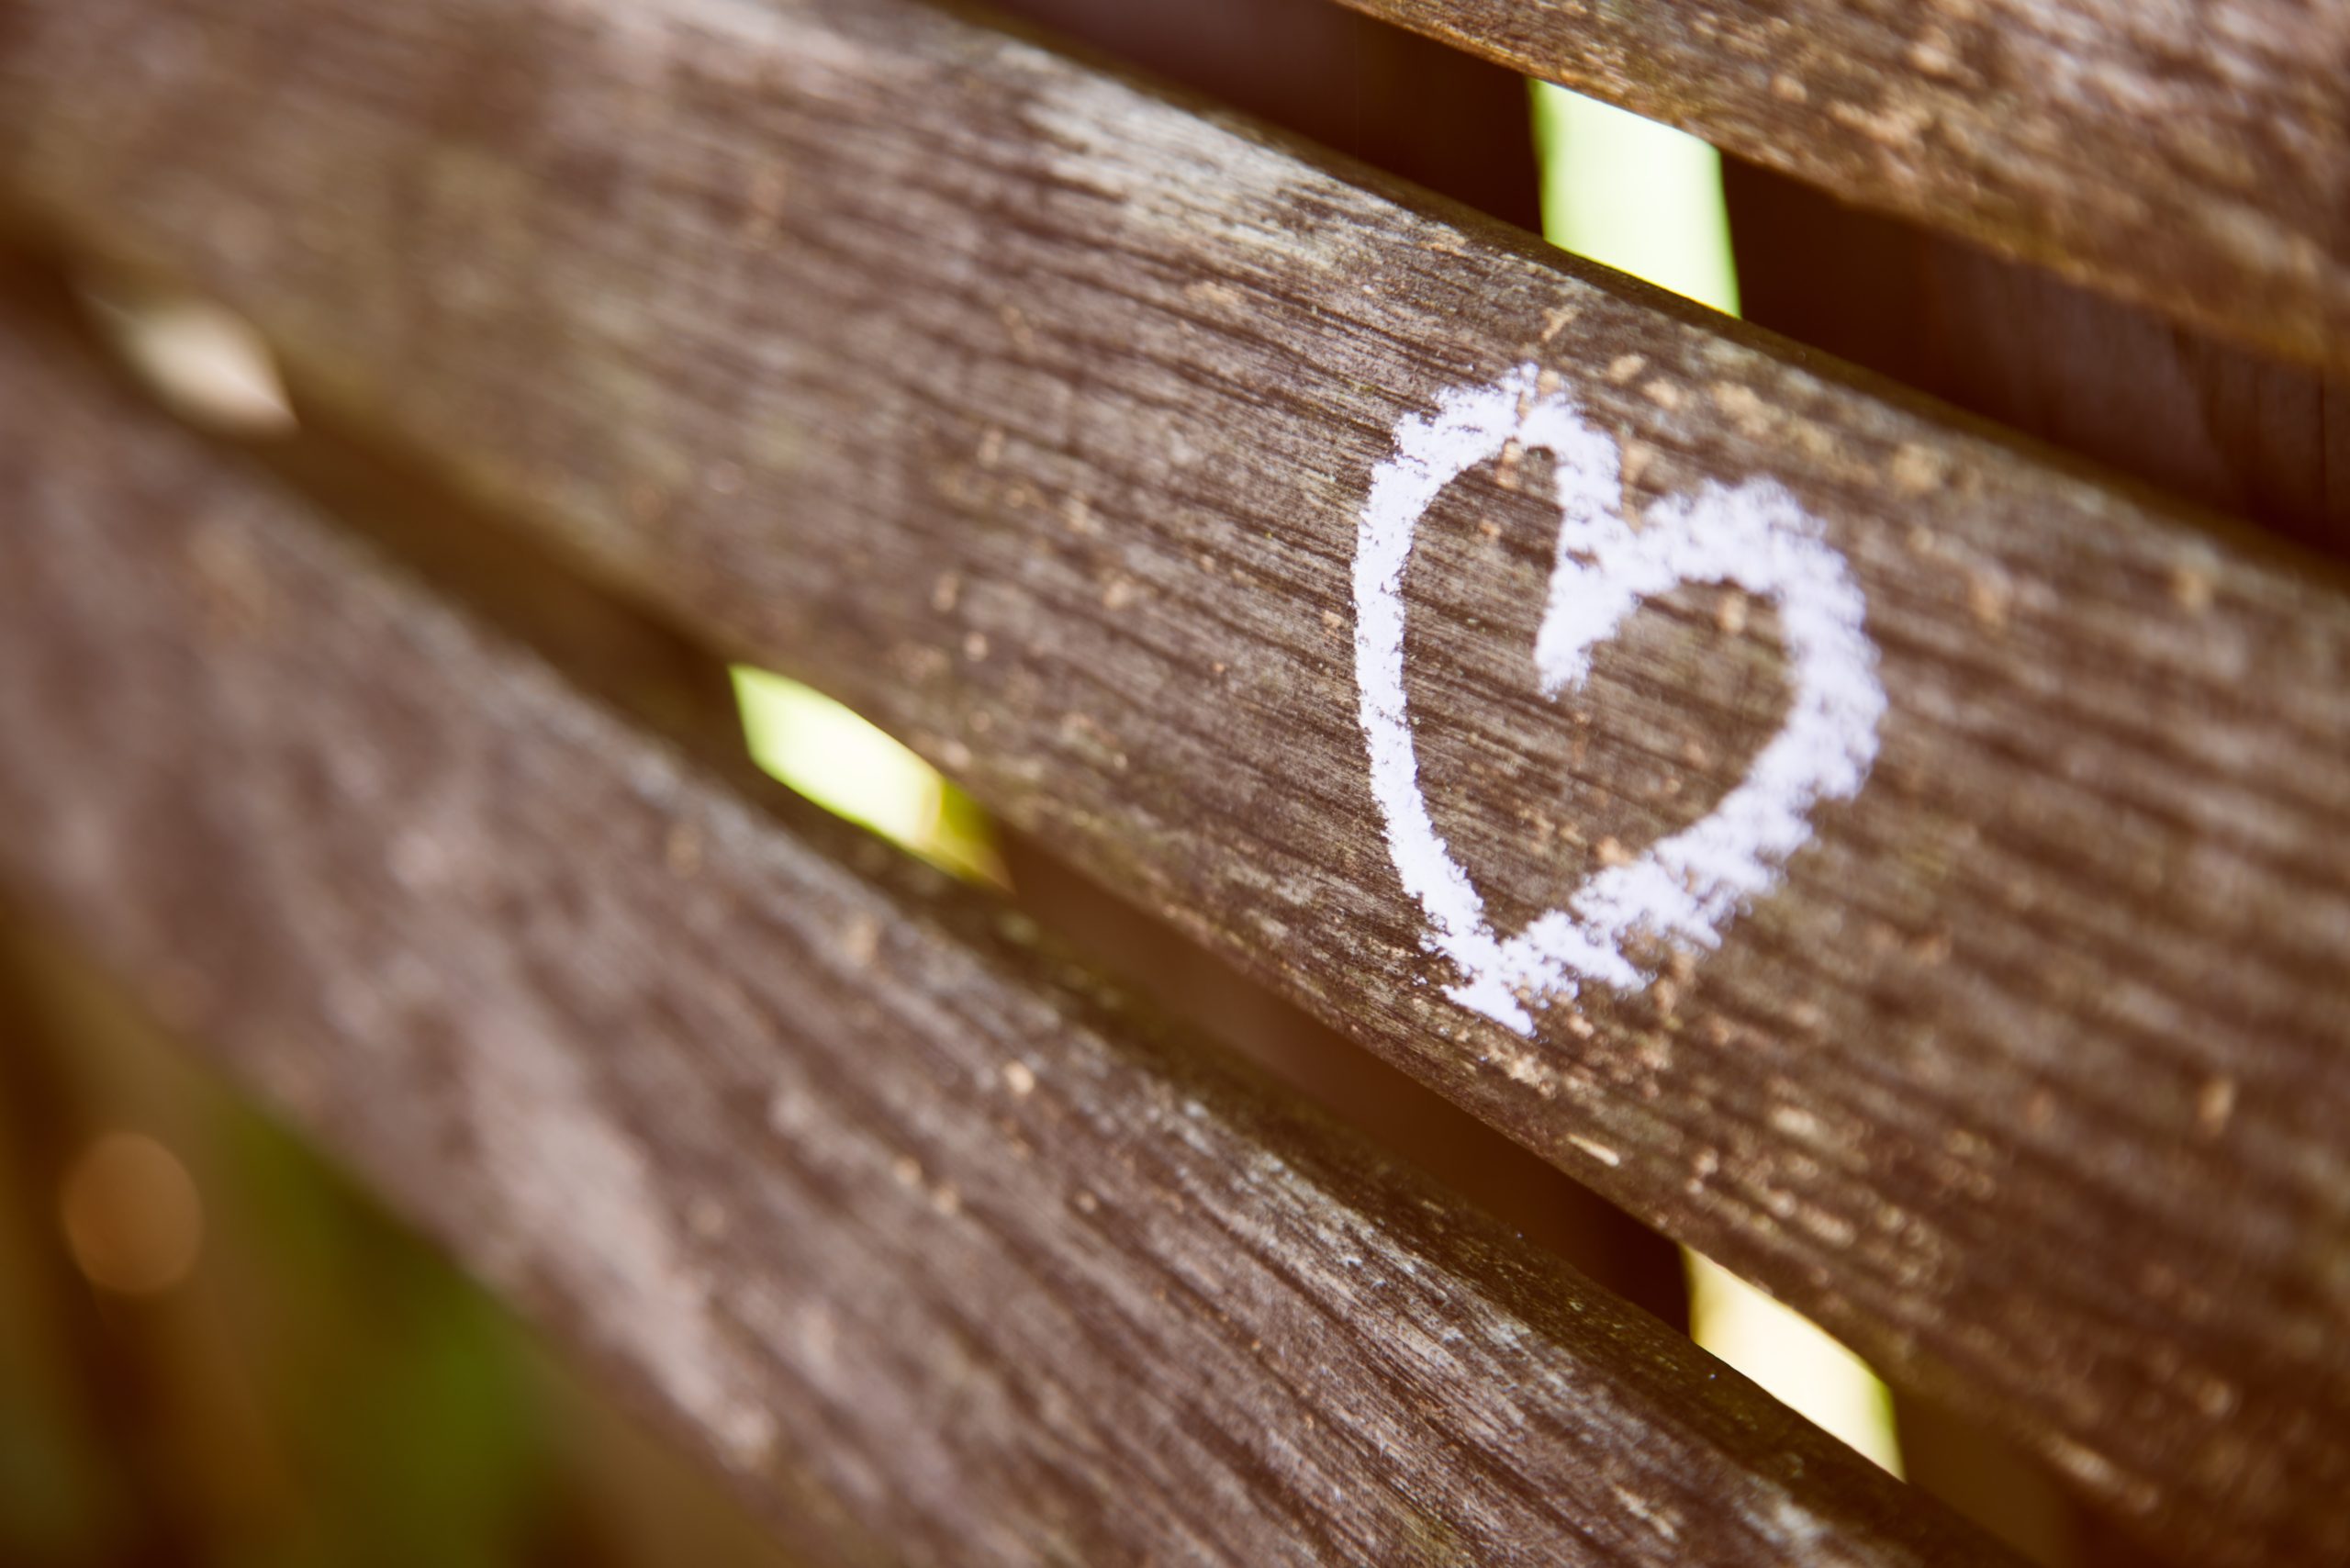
3, 2, 2346, 1560
1332, 0, 2350, 372
0, 308, 2020, 1567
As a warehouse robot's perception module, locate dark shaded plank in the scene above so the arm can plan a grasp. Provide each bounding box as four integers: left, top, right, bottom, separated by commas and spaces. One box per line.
2, 2, 2346, 1559
1724, 157, 2350, 560
981, 0, 1540, 230
0, 307, 2012, 1567
1326, 0, 2350, 372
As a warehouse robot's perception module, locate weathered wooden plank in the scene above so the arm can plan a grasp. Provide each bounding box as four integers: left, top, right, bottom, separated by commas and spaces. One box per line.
3, 2, 2346, 1559
1326, 0, 2350, 372
0, 307, 2016, 1566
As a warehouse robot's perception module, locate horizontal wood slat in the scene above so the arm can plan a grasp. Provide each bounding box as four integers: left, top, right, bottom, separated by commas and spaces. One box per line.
3, 1, 2345, 1559
1334, 0, 2350, 372
0, 311, 2011, 1568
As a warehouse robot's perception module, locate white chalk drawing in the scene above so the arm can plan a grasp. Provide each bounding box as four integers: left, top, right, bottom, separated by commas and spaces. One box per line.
1353, 364, 1886, 1035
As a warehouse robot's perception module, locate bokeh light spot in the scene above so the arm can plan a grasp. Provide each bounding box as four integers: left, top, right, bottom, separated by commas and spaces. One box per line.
58, 1130, 205, 1296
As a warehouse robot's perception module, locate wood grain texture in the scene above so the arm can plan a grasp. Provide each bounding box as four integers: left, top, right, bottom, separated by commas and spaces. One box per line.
2, 2, 2346, 1559
1329, 0, 2350, 372
0, 310, 2017, 1568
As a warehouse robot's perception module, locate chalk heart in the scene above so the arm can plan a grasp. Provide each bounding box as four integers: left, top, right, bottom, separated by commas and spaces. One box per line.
1352, 364, 1886, 1036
